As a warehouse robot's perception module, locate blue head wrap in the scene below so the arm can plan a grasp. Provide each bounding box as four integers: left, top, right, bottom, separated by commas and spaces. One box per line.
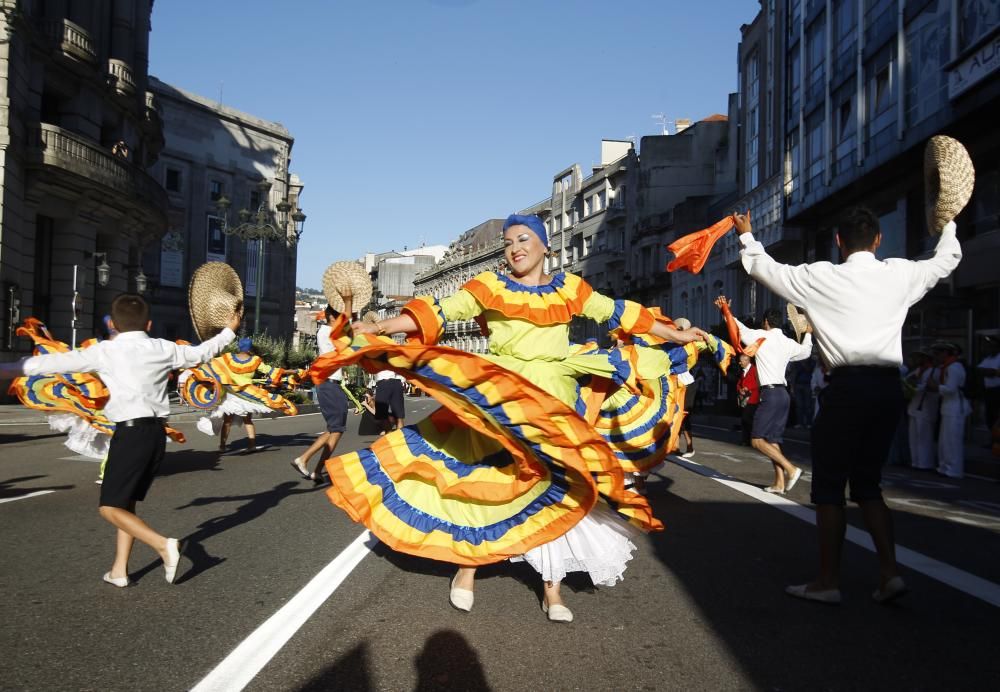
503, 214, 548, 248
237, 337, 253, 353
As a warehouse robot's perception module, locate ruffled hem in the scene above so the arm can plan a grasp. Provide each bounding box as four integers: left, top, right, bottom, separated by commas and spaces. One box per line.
48, 413, 109, 459
214, 394, 274, 417
511, 502, 638, 586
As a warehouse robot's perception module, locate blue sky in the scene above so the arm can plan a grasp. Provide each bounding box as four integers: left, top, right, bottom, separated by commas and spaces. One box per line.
150, 0, 756, 290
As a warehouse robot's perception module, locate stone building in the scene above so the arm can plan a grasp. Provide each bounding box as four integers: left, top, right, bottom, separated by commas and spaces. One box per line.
144, 77, 303, 341
730, 0, 1000, 359
412, 219, 504, 353
0, 0, 166, 355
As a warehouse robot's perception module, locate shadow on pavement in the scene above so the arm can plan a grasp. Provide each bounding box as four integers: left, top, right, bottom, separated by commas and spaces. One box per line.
0, 432, 65, 445
297, 642, 373, 692
414, 630, 491, 691
0, 474, 74, 498
642, 470, 1000, 689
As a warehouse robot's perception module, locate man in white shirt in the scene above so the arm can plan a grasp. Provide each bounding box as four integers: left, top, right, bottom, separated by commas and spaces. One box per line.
291, 300, 352, 482
720, 300, 812, 493
735, 207, 961, 604
374, 368, 407, 433
1, 294, 238, 587
905, 351, 939, 470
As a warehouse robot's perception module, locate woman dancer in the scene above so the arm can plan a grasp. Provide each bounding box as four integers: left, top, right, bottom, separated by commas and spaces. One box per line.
311, 214, 709, 622
184, 337, 300, 452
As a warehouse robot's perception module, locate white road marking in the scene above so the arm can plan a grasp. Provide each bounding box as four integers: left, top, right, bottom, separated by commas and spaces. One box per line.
58, 455, 101, 463
0, 490, 56, 504
0, 421, 51, 427
668, 454, 1000, 608
190, 530, 378, 692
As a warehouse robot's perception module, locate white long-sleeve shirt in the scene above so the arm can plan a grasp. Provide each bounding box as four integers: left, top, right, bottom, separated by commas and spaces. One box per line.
739, 222, 961, 369
938, 361, 970, 417
734, 318, 813, 386
316, 324, 342, 381
23, 328, 235, 422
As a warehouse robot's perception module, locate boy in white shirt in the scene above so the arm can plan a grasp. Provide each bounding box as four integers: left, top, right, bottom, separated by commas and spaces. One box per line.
1, 294, 239, 587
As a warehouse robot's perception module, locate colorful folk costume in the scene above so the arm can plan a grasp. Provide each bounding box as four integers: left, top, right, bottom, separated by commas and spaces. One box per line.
179, 340, 303, 436
311, 270, 704, 586
8, 318, 185, 458
595, 309, 734, 475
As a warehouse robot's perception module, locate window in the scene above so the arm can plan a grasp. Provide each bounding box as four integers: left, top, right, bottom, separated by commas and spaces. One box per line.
959, 0, 1000, 52
165, 168, 182, 192
206, 215, 227, 261
785, 129, 801, 203
805, 114, 824, 193
210, 180, 224, 201
787, 49, 801, 119
865, 45, 896, 156
584, 197, 591, 216
597, 190, 606, 210
905, 1, 949, 128
554, 215, 563, 233
584, 236, 593, 256
805, 18, 826, 103
833, 88, 857, 175
249, 188, 262, 211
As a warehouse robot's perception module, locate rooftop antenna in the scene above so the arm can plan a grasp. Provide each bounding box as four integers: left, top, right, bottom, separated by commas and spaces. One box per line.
651, 113, 674, 135
218, 81, 224, 105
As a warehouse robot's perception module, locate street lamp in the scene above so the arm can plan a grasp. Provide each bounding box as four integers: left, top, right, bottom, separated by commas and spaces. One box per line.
216, 179, 303, 334
134, 269, 148, 294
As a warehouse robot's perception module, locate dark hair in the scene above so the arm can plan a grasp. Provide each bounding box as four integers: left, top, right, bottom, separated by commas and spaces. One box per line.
324, 305, 342, 320
110, 293, 149, 332
837, 207, 880, 253
762, 308, 781, 329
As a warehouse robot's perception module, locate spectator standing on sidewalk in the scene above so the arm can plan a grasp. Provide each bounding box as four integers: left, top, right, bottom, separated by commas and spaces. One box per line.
734, 205, 961, 604
905, 350, 939, 471
736, 353, 761, 447
934, 342, 971, 478
716, 297, 811, 494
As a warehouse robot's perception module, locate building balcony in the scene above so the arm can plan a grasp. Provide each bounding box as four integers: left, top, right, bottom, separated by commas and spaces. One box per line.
26, 124, 168, 224
41, 18, 98, 65
107, 59, 136, 96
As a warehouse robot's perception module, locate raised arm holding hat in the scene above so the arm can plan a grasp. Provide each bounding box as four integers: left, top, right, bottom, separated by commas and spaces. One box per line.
733, 135, 968, 605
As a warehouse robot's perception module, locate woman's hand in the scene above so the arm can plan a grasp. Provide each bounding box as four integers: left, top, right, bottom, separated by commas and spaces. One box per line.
714, 296, 730, 310
733, 210, 752, 235
352, 320, 379, 335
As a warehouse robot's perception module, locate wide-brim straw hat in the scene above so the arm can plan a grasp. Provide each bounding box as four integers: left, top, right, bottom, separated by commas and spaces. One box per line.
924, 135, 975, 234
322, 261, 372, 314
786, 303, 811, 343
361, 310, 379, 324
188, 262, 243, 340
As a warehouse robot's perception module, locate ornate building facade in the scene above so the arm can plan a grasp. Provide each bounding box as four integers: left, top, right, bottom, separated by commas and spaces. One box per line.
0, 0, 166, 357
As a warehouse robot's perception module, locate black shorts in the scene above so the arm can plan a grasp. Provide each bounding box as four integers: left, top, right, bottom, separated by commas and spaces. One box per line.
810, 367, 904, 506
752, 385, 790, 443
99, 419, 166, 509
375, 379, 405, 420
317, 380, 348, 433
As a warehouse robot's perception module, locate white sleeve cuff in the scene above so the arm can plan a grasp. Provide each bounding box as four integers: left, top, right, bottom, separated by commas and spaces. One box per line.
941, 221, 957, 236
738, 233, 756, 247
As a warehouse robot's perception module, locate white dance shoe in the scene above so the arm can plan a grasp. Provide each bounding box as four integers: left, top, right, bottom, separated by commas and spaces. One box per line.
163, 538, 181, 584
449, 576, 474, 612
542, 601, 573, 622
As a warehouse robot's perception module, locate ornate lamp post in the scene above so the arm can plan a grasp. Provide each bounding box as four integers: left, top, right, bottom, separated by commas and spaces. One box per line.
215, 179, 306, 333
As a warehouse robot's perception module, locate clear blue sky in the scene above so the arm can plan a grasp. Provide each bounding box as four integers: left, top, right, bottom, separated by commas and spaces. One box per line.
150, 0, 756, 290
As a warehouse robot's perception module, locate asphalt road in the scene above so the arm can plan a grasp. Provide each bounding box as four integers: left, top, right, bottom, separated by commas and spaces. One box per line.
2, 399, 999, 691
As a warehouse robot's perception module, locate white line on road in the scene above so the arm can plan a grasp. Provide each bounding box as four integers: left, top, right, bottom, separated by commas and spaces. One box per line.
668, 454, 1000, 608
190, 530, 379, 692
0, 490, 56, 504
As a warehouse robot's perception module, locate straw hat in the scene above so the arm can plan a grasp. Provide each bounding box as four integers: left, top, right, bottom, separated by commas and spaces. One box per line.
322, 261, 372, 314
924, 135, 975, 234
188, 262, 243, 340
674, 317, 691, 331
786, 303, 811, 343
361, 310, 379, 324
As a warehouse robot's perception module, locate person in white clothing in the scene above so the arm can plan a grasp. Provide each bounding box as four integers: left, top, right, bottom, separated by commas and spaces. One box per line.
0, 294, 239, 587
291, 299, 353, 482
734, 207, 961, 604
716, 298, 811, 493
905, 351, 939, 470
933, 342, 971, 478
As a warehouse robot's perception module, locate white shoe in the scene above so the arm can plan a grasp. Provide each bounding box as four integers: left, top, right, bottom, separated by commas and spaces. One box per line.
764, 486, 785, 494
196, 417, 215, 436
163, 538, 181, 584
786, 467, 803, 492
680, 450, 695, 459
449, 576, 474, 612
541, 601, 573, 622
103, 572, 130, 588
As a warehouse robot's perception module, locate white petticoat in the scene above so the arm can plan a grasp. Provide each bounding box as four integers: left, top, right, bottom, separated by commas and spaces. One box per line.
48, 413, 109, 460
511, 500, 638, 587
196, 392, 271, 436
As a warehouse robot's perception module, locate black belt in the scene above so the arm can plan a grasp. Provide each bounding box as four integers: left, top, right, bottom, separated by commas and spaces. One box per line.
761, 384, 786, 390
830, 365, 898, 378
120, 417, 166, 427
